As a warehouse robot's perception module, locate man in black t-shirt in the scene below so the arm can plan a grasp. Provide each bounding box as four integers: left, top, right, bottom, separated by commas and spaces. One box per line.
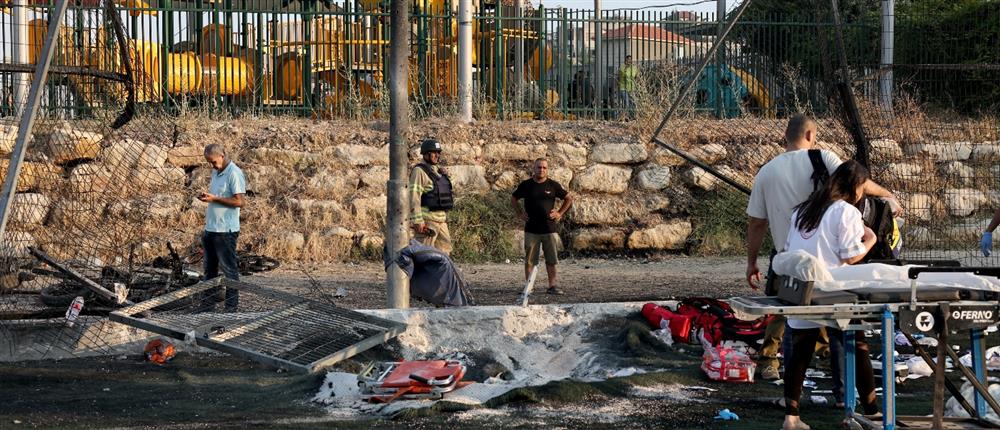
511, 158, 574, 295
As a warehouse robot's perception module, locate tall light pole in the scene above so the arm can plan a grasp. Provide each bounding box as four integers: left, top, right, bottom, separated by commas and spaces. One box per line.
386, 0, 411, 309
457, 0, 473, 122
880, 0, 894, 114
593, 0, 602, 118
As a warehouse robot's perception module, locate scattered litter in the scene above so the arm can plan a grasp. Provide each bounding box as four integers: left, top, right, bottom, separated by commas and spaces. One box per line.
651, 328, 674, 346
685, 386, 718, 392
916, 337, 938, 348
113, 283, 128, 305
810, 395, 828, 404
334, 287, 348, 298
13, 420, 21, 425
906, 356, 933, 379
102, 388, 110, 392
483, 376, 504, 385
805, 369, 828, 379
64, 296, 84, 327
947, 382, 1000, 420
713, 409, 740, 421
772, 379, 784, 386
143, 339, 176, 365
895, 332, 910, 346
611, 367, 643, 378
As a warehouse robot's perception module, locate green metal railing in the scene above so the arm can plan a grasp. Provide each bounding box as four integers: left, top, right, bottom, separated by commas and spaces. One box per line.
0, 2, 926, 121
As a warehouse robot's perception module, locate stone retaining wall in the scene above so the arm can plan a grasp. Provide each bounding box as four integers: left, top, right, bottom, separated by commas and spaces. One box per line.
4, 118, 995, 261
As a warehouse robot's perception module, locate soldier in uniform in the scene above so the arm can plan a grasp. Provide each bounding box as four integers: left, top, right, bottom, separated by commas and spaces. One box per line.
409, 138, 454, 255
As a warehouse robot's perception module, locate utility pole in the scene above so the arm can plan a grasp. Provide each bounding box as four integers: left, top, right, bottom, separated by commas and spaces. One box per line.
593, 0, 602, 119
880, 0, 894, 114
386, 0, 410, 309
457, 0, 473, 122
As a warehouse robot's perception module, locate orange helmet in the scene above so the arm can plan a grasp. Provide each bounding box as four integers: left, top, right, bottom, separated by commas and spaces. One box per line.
144, 339, 176, 365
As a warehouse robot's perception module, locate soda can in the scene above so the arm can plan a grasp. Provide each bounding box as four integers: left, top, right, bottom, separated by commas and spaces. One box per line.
65, 296, 84, 327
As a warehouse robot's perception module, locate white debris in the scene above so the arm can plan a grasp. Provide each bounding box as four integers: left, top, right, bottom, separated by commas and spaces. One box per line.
610, 367, 643, 378
313, 302, 679, 417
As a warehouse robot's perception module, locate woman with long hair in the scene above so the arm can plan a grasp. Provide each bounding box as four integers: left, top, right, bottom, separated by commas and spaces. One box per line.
781, 160, 880, 430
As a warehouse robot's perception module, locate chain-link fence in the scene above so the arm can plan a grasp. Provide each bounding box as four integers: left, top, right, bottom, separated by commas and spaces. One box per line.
650, 1, 999, 266
0, 0, 199, 358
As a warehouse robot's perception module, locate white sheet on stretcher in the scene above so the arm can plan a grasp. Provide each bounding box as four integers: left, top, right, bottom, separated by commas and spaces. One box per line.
772, 250, 1000, 293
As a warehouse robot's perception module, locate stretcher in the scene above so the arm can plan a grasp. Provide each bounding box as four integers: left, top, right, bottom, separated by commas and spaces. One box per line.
730, 266, 1000, 429
357, 360, 469, 403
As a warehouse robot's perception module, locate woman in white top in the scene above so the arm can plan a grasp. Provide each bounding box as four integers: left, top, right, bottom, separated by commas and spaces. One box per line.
781, 160, 879, 430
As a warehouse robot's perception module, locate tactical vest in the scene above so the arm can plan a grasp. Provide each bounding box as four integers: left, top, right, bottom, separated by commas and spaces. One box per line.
417, 163, 454, 211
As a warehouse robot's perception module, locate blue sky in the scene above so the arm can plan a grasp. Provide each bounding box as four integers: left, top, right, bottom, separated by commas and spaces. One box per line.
536, 0, 740, 13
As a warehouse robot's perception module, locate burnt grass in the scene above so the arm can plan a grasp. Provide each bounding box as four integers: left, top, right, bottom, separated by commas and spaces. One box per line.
0, 315, 996, 429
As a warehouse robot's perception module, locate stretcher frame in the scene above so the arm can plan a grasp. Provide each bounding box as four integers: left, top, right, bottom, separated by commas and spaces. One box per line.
730, 266, 1000, 430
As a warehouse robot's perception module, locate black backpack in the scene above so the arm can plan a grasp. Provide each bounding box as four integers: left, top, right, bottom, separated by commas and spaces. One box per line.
859, 197, 901, 262
807, 151, 900, 262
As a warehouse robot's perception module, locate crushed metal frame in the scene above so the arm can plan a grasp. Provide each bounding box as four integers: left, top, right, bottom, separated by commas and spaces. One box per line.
110, 278, 407, 373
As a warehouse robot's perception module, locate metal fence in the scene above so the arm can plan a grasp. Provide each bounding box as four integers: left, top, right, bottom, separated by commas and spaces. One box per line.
0, 1, 889, 120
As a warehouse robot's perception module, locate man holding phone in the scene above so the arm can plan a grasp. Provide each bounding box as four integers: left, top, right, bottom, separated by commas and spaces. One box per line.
199, 143, 246, 312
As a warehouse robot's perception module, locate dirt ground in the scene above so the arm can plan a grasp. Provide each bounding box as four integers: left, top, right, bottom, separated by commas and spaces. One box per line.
249, 256, 750, 309
0, 257, 990, 429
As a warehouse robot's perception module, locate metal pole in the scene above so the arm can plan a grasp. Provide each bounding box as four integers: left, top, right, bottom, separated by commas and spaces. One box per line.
12, 0, 29, 113
457, 0, 473, 122
879, 0, 894, 114
714, 0, 725, 119
881, 307, 896, 428
593, 0, 602, 119
971, 328, 989, 417
513, 0, 523, 113
386, 0, 410, 309
829, 0, 870, 168
0, 0, 71, 239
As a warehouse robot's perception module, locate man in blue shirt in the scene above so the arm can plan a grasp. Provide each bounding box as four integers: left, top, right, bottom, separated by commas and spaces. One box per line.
199, 143, 246, 311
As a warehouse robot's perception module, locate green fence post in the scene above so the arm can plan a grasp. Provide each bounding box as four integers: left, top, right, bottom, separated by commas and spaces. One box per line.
302, 0, 314, 112
255, 2, 263, 110
162, 0, 173, 110
559, 7, 567, 117
494, 4, 503, 119
538, 5, 546, 117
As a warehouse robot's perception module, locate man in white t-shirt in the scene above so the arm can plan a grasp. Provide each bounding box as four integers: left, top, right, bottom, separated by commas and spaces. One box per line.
745, 115, 898, 380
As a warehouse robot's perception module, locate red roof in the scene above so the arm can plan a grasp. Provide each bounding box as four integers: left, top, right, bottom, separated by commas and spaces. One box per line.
603, 24, 694, 44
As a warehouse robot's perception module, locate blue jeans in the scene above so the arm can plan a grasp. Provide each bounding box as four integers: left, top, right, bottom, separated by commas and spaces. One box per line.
202, 231, 239, 311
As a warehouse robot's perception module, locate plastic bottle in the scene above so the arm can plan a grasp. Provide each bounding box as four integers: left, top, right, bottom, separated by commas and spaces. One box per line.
65, 296, 84, 327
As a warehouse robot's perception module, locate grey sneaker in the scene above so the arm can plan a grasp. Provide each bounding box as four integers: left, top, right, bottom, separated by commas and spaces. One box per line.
760, 366, 781, 380
546, 286, 565, 295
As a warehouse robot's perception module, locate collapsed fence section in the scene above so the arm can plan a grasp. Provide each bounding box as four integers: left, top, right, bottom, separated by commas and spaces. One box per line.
0, 0, 201, 359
